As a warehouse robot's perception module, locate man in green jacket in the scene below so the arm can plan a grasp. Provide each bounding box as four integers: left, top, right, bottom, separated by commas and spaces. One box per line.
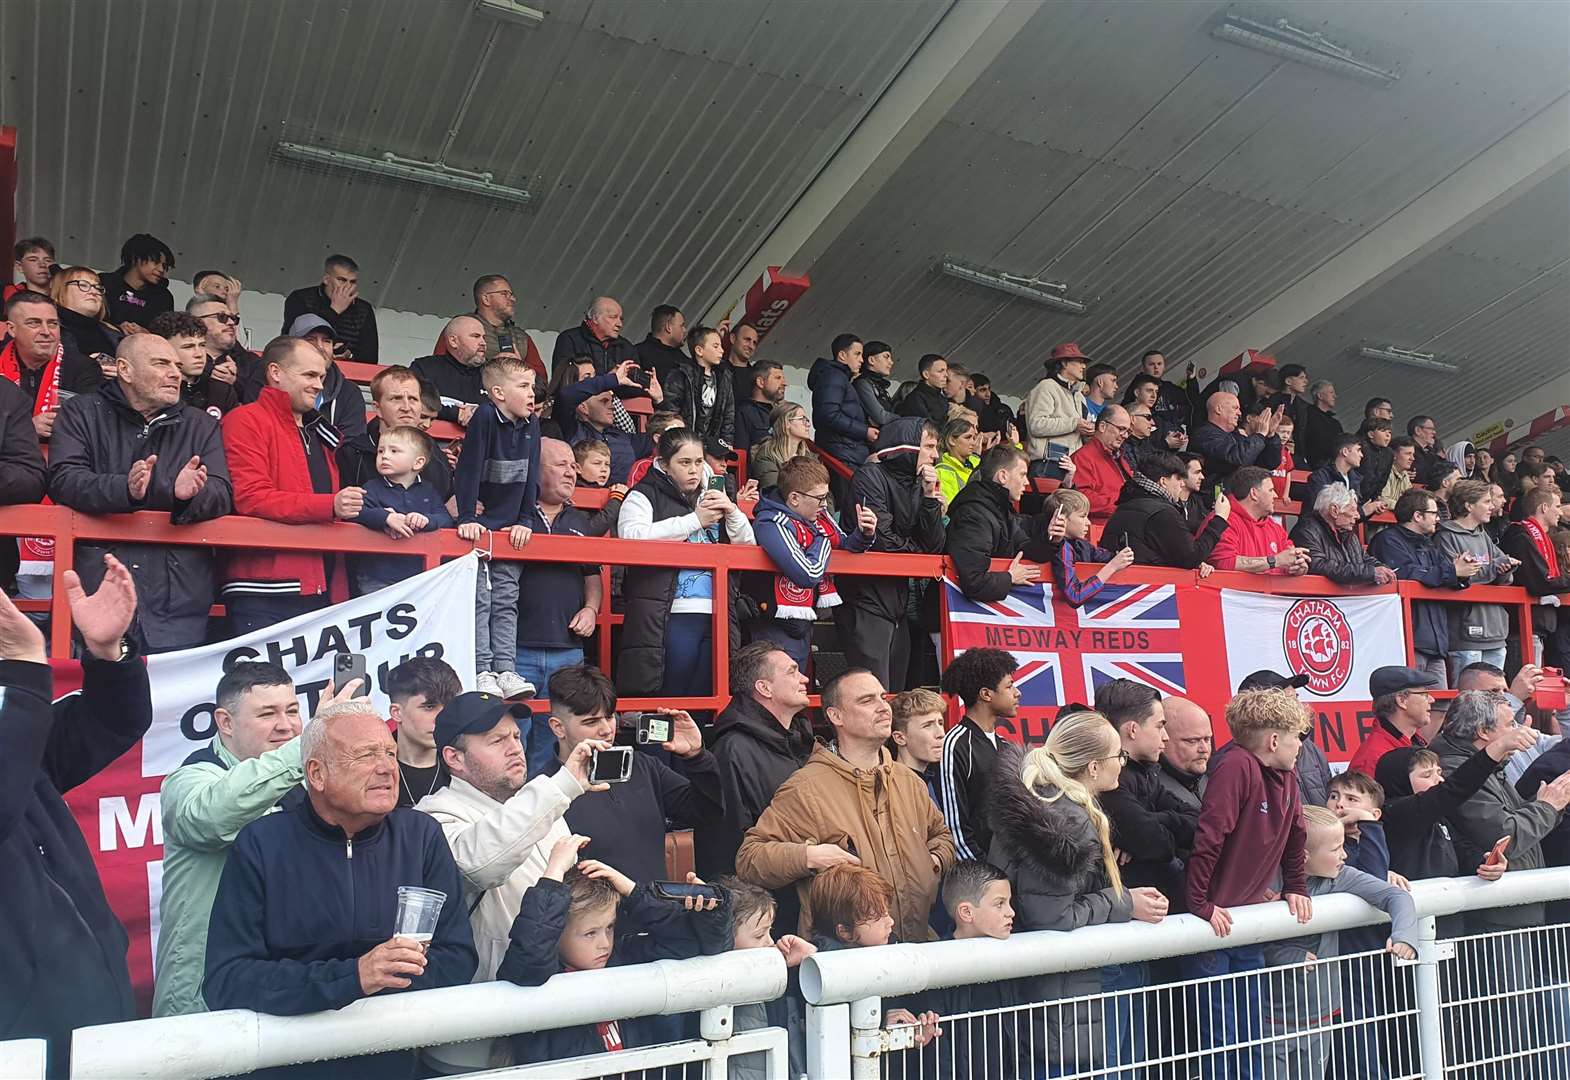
152, 662, 360, 1016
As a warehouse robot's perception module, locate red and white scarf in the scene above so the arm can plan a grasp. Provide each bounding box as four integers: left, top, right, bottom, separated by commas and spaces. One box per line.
1522, 516, 1561, 578
0, 339, 62, 577
774, 508, 846, 619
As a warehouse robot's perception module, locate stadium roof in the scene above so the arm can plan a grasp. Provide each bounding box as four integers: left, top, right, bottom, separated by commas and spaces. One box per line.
3, 0, 1566, 453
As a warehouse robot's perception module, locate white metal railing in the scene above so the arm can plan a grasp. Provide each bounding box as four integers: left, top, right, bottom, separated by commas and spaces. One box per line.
800, 868, 1570, 1079
0, 871, 1565, 1080
66, 949, 787, 1080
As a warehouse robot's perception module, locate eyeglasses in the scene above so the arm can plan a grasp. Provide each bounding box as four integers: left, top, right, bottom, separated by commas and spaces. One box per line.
200, 311, 240, 326
66, 280, 106, 296
1101, 750, 1130, 765
799, 490, 831, 506
1103, 422, 1131, 435
788, 414, 810, 425
482, 290, 516, 301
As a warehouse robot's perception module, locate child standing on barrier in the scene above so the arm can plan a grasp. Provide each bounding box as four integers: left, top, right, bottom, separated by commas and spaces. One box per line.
455, 355, 540, 700
496, 835, 730, 1068
718, 876, 815, 1080
1184, 689, 1314, 1080
1261, 806, 1418, 1080
347, 425, 453, 596
1039, 489, 1134, 607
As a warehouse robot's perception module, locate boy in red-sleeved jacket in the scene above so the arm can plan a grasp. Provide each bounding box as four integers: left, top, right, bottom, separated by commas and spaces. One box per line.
220, 336, 365, 634
1182, 689, 1314, 1075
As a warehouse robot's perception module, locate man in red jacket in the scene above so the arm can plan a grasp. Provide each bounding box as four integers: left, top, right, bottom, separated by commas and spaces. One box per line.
1069, 404, 1133, 523
1347, 665, 1440, 778
220, 336, 365, 635
1206, 466, 1310, 575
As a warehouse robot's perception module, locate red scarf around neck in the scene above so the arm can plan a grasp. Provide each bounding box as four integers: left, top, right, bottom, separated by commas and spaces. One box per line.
1521, 516, 1561, 578
773, 508, 846, 619
0, 338, 63, 414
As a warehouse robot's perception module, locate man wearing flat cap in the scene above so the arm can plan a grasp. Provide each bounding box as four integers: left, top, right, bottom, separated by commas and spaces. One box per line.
1348, 666, 1442, 779
415, 691, 607, 1072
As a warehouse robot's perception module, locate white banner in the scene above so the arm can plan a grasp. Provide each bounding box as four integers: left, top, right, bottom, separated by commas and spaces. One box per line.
138, 554, 479, 776
1219, 589, 1406, 701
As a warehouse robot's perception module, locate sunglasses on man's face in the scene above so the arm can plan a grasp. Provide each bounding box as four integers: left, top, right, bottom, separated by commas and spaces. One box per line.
201, 311, 240, 326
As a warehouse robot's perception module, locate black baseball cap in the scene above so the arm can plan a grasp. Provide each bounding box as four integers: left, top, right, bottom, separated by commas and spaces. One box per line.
434, 691, 529, 750
1239, 669, 1311, 692
1369, 665, 1441, 699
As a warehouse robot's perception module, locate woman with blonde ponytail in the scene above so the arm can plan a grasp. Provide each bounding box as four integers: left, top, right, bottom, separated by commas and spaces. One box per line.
988, 710, 1169, 1073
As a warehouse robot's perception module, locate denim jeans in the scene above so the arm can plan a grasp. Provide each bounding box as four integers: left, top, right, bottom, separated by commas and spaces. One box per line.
515, 645, 584, 776
1102, 961, 1149, 1079
1448, 646, 1505, 684
1179, 945, 1266, 1080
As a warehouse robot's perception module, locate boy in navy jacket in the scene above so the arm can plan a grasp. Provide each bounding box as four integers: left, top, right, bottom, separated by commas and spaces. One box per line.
455, 356, 541, 699
497, 836, 729, 1067
349, 425, 453, 595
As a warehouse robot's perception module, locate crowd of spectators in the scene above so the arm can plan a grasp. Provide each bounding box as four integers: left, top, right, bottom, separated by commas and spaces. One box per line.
5, 232, 1570, 1078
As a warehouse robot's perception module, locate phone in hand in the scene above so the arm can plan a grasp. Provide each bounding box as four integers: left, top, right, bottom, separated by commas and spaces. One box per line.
333, 652, 369, 696
706, 475, 727, 493
589, 746, 634, 785
1483, 836, 1511, 868
649, 880, 726, 906
629, 712, 672, 745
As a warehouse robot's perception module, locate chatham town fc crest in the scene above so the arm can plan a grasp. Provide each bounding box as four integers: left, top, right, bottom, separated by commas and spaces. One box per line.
1282, 598, 1355, 694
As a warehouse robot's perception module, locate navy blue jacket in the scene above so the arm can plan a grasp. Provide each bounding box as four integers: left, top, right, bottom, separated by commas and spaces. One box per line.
1368, 524, 1463, 656
554, 371, 653, 485
0, 653, 151, 1064
203, 800, 477, 1078
454, 401, 541, 529
349, 475, 455, 594
1302, 463, 1364, 517
498, 877, 730, 1066
808, 356, 871, 468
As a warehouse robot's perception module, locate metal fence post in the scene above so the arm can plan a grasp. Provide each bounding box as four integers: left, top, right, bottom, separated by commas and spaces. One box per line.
0, 1038, 47, 1080
807, 1002, 850, 1078
849, 995, 885, 1080
1409, 914, 1451, 1080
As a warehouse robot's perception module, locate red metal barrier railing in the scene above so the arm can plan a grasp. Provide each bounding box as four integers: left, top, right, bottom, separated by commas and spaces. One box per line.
1, 504, 1553, 712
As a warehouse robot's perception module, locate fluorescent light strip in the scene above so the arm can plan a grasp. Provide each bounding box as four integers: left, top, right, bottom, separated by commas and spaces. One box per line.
1211, 15, 1399, 86
938, 259, 1088, 315
274, 142, 531, 206
475, 0, 545, 29
1359, 345, 1458, 374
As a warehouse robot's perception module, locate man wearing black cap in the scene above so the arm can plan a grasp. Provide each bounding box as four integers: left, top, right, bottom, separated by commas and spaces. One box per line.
415, 691, 606, 1074
1347, 666, 1441, 778
1209, 670, 1331, 806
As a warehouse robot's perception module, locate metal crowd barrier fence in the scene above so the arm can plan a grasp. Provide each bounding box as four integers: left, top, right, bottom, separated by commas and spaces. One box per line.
3, 872, 1560, 1079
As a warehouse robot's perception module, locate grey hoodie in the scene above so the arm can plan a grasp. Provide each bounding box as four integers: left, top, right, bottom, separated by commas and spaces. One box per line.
1434, 518, 1515, 649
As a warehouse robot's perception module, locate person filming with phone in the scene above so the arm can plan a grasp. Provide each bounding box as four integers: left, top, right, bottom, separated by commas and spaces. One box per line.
540, 665, 725, 898
616, 428, 755, 698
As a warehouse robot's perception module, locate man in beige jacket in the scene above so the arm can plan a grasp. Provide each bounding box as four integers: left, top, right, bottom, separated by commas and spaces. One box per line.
737, 669, 956, 944
1022, 343, 1094, 480
417, 692, 606, 1071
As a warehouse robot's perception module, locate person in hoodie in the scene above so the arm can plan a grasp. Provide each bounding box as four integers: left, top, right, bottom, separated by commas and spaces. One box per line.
100, 232, 176, 333
1207, 466, 1312, 575
944, 444, 1060, 601
809, 332, 875, 503
746, 454, 875, 669
1370, 489, 1479, 685
835, 416, 946, 691
0, 558, 149, 1075
987, 711, 1168, 1074
1104, 450, 1231, 570
149, 310, 239, 418
694, 641, 815, 883
269, 313, 369, 442
47, 333, 233, 652
853, 339, 897, 428
1434, 479, 1520, 678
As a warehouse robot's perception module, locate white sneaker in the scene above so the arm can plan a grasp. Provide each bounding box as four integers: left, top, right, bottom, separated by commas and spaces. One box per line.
475, 671, 503, 695
495, 671, 537, 700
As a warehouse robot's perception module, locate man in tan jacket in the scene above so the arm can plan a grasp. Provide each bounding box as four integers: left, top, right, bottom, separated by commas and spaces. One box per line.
737, 669, 956, 943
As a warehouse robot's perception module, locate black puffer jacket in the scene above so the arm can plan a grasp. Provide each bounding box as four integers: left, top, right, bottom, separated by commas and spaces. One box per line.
944, 476, 1054, 601
808, 356, 871, 468
837, 418, 945, 621
1100, 756, 1198, 905
988, 745, 1132, 1071
1289, 513, 1385, 586
663, 358, 736, 452
896, 381, 950, 425
46, 382, 234, 651
1102, 477, 1227, 570
694, 694, 814, 879
1, 653, 152, 1066
616, 467, 743, 695
551, 322, 638, 376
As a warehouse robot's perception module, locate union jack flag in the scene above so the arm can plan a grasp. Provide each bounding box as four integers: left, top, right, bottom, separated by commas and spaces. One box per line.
944, 578, 1186, 711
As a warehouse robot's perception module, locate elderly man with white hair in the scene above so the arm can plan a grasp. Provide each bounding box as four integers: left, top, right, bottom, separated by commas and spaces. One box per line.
1289, 484, 1396, 586
203, 699, 477, 1080
551, 295, 641, 433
